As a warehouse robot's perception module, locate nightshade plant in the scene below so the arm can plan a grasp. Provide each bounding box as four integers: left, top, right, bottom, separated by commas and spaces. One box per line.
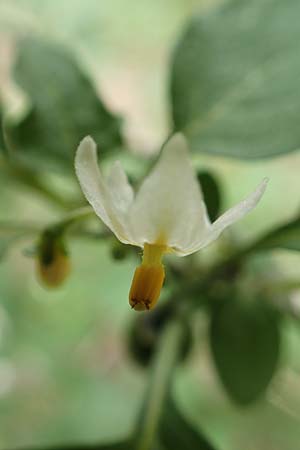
75, 134, 267, 311
1, 0, 300, 449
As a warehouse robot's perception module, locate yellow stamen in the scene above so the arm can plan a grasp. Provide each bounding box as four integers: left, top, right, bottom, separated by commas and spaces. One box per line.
129, 243, 166, 311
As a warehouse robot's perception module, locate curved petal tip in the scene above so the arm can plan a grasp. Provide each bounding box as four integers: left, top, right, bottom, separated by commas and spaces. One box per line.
75, 136, 98, 176
252, 177, 269, 204
77, 135, 96, 155
165, 132, 188, 153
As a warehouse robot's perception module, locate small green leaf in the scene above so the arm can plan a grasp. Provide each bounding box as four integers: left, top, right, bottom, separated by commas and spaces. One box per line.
254, 215, 300, 251
159, 396, 217, 450
7, 38, 122, 171
210, 298, 280, 405
171, 0, 300, 158
197, 171, 221, 221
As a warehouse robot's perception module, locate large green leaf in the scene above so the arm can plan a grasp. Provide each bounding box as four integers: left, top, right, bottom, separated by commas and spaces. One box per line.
159, 397, 217, 450
171, 0, 300, 158
7, 38, 122, 171
254, 215, 300, 251
210, 298, 280, 405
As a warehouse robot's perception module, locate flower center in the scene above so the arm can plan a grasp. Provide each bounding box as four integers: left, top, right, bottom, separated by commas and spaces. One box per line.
129, 243, 167, 311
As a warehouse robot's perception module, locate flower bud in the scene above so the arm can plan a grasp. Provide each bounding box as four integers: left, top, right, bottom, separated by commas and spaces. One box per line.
36, 231, 70, 288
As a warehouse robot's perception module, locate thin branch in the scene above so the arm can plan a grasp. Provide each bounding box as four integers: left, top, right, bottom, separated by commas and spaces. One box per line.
134, 319, 183, 450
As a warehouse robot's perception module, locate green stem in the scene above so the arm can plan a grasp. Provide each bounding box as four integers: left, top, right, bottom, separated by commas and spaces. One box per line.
1, 158, 83, 210
135, 319, 183, 450
0, 207, 94, 235
0, 207, 111, 245
51, 206, 93, 232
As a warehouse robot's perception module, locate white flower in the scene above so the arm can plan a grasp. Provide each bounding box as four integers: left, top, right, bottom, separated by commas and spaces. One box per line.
75, 133, 268, 311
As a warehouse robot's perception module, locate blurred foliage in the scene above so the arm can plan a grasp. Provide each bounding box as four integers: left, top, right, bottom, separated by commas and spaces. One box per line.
4, 38, 122, 172
254, 214, 300, 252
210, 296, 280, 405
159, 396, 217, 450
171, 0, 300, 158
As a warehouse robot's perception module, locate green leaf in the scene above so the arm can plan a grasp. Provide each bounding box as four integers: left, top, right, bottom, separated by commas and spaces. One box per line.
254, 215, 300, 251
7, 38, 122, 171
171, 0, 300, 158
210, 298, 280, 405
197, 171, 221, 221
159, 397, 217, 450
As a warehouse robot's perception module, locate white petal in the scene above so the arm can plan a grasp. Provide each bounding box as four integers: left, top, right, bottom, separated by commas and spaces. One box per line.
184, 178, 268, 255
75, 136, 133, 244
107, 161, 134, 213
127, 133, 211, 248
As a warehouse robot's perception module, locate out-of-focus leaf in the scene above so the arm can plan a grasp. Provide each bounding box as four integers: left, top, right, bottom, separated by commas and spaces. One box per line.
171, 0, 300, 158
254, 215, 300, 251
159, 396, 217, 450
7, 38, 122, 171
210, 298, 280, 405
197, 171, 221, 221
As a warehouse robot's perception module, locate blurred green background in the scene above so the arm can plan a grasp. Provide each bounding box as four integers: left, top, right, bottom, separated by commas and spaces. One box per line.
0, 1, 300, 449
